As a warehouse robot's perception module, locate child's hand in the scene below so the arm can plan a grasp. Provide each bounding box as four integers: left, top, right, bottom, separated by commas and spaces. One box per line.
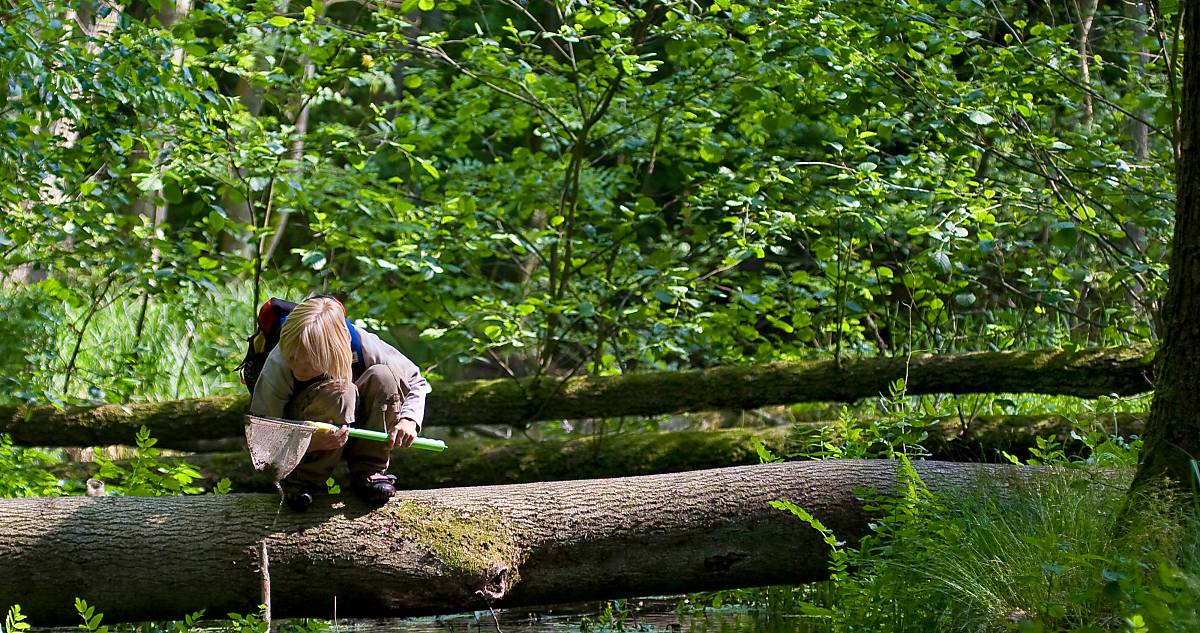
309, 425, 349, 451
389, 418, 418, 448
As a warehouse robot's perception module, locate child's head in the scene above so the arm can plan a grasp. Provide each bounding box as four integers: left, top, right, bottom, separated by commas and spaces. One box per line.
278, 296, 353, 382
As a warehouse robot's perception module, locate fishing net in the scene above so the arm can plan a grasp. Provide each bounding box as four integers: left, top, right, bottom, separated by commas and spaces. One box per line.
244, 415, 315, 482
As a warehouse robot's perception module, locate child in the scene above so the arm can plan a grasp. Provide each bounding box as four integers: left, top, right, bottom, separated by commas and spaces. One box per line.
248, 296, 431, 511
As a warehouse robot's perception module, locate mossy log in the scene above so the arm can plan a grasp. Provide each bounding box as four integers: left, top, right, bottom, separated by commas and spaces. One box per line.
1, 460, 1035, 625
52, 414, 1146, 493
0, 346, 1153, 449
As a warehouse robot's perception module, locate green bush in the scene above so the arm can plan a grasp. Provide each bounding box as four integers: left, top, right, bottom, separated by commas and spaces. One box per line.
775, 456, 1200, 632
0, 434, 75, 498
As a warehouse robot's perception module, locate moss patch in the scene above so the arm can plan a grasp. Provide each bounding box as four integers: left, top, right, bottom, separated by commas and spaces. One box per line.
391, 500, 522, 585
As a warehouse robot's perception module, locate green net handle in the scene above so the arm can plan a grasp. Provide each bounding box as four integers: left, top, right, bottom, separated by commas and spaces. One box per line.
346, 427, 447, 452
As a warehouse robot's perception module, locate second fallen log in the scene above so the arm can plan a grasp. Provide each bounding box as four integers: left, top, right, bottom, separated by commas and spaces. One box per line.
49, 413, 1144, 492
0, 346, 1154, 449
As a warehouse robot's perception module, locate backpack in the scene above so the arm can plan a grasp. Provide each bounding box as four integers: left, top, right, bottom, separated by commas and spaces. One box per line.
236, 296, 365, 395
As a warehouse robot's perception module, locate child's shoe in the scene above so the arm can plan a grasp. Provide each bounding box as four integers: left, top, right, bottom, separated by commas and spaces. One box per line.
280, 481, 318, 512
352, 472, 397, 505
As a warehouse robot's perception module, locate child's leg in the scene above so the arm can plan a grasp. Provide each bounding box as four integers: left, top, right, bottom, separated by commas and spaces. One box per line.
283, 379, 357, 492
345, 365, 404, 479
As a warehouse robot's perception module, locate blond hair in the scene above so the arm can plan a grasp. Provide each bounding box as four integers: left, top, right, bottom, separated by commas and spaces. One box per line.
278, 297, 353, 383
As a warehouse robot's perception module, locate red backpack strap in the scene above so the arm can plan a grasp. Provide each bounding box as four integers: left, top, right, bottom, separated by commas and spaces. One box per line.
255, 299, 276, 333
258, 298, 298, 334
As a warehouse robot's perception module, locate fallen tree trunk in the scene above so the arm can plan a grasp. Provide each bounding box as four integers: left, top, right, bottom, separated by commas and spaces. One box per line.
0, 346, 1153, 449
58, 427, 786, 492
1, 460, 1034, 625
50, 414, 1145, 492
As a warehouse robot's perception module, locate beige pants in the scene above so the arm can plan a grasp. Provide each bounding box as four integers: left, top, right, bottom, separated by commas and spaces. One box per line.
282, 365, 403, 490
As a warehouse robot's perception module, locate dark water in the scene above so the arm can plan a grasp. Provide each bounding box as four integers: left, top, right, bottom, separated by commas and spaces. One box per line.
33, 599, 828, 632
340, 600, 827, 633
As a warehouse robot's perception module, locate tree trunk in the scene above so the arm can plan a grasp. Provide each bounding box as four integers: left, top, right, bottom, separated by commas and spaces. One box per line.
0, 347, 1154, 448
1131, 2, 1200, 492
53, 414, 1146, 493
0, 460, 1035, 625
1127, 0, 1151, 160
1076, 0, 1099, 129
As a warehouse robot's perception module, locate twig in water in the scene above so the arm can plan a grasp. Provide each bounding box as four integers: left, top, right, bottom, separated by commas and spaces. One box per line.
476, 590, 503, 633
260, 541, 271, 632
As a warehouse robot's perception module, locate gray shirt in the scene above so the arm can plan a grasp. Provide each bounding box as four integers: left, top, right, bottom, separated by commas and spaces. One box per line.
248, 325, 431, 431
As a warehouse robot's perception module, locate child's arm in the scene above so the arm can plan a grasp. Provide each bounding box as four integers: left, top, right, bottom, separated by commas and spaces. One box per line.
356, 328, 431, 432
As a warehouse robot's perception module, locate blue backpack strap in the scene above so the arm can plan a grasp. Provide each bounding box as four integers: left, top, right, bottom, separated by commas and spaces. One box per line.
346, 318, 364, 367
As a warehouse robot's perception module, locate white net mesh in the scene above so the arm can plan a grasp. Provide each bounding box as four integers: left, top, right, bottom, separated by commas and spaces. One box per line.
244, 415, 314, 482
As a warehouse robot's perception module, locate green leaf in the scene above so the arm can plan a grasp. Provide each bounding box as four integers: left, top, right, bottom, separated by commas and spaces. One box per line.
418, 0, 435, 9
268, 16, 295, 27
416, 158, 439, 179
136, 174, 163, 192
162, 180, 183, 204
753, 437, 780, 463
301, 251, 327, 270
967, 110, 994, 125
1050, 221, 1079, 249
930, 251, 952, 275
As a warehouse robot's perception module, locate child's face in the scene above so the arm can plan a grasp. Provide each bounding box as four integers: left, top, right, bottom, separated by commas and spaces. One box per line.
286, 350, 323, 381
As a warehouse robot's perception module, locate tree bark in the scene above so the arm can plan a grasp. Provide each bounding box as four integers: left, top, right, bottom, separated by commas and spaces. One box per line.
1076, 0, 1099, 129
0, 347, 1155, 448
53, 414, 1146, 493
1131, 2, 1200, 492
0, 460, 1036, 625
1127, 0, 1151, 160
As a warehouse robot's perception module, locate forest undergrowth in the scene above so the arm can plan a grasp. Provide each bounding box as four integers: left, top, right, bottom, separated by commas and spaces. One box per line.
691, 384, 1200, 632
2, 390, 1196, 632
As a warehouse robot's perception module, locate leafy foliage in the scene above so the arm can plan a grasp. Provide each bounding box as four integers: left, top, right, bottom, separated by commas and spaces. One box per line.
92, 426, 204, 496
75, 598, 108, 633
0, 0, 1191, 629
791, 379, 934, 460
1, 605, 30, 633
0, 0, 1180, 402
0, 434, 72, 498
